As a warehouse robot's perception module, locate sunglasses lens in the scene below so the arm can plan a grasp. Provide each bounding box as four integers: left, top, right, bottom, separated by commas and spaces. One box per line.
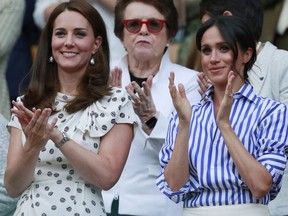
124, 19, 165, 33
147, 20, 163, 33
126, 20, 141, 33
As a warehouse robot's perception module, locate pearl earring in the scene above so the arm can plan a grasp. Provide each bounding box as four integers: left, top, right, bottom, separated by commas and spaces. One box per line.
90, 57, 95, 65
49, 56, 54, 63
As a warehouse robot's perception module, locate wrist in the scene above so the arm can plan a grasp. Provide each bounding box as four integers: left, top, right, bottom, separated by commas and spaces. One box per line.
217, 121, 231, 130
54, 132, 70, 148
144, 115, 158, 129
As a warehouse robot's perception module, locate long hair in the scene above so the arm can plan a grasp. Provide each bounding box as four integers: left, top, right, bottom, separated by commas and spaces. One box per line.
21, 0, 111, 113
196, 16, 257, 82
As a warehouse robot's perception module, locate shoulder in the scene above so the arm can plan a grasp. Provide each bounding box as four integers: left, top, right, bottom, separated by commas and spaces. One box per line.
256, 42, 288, 79
92, 87, 133, 117
261, 42, 288, 62
78, 87, 135, 137
257, 96, 288, 114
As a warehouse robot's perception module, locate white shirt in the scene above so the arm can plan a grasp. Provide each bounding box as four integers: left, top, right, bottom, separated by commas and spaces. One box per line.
102, 50, 201, 216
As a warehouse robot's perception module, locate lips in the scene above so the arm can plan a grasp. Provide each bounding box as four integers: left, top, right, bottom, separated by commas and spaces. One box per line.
209, 66, 224, 73
61, 51, 78, 57
136, 40, 150, 45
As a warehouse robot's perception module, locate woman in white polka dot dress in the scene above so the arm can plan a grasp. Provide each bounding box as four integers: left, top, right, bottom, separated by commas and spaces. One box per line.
4, 1, 136, 215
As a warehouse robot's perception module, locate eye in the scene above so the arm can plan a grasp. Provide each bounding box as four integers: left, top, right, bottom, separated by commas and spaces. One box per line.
55, 30, 66, 37
75, 31, 86, 38
148, 20, 161, 28
219, 45, 230, 52
201, 46, 211, 55
128, 20, 140, 28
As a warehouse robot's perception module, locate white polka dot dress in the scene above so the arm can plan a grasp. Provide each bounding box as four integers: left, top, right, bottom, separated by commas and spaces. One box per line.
9, 87, 136, 216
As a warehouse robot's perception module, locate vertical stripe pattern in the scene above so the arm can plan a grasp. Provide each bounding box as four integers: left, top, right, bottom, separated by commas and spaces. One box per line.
157, 84, 288, 207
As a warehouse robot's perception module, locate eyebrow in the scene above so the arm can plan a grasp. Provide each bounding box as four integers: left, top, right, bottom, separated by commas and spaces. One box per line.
201, 41, 228, 47
54, 27, 89, 31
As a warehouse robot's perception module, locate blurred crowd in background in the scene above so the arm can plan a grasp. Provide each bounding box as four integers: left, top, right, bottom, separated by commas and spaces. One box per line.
1, 0, 288, 121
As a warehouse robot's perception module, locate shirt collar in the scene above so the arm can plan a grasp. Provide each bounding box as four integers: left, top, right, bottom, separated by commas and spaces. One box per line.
200, 83, 257, 104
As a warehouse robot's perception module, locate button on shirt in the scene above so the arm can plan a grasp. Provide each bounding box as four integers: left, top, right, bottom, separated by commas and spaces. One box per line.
157, 84, 288, 207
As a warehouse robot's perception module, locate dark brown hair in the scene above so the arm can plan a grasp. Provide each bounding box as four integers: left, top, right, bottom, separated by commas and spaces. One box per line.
114, 0, 178, 41
196, 16, 257, 82
21, 0, 111, 113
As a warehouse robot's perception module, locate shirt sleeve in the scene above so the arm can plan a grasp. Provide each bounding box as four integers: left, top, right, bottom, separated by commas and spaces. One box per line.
156, 111, 199, 203
255, 103, 288, 200
76, 87, 137, 138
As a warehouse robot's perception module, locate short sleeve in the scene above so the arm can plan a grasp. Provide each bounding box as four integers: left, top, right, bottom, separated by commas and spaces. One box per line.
76, 87, 137, 137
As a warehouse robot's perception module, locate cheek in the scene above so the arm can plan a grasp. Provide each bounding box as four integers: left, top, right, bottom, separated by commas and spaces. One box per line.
122, 35, 136, 52
156, 32, 169, 45
51, 38, 63, 53
223, 54, 234, 64
200, 55, 209, 69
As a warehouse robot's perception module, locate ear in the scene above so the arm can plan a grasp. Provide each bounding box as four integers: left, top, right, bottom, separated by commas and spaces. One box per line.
223, 10, 233, 16
92, 36, 102, 54
243, 47, 253, 63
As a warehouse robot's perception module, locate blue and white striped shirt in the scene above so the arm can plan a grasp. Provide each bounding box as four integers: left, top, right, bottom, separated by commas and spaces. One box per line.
157, 84, 288, 207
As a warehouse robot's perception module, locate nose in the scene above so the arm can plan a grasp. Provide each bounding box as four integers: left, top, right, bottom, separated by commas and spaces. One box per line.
210, 50, 219, 64
64, 34, 75, 47
139, 22, 149, 35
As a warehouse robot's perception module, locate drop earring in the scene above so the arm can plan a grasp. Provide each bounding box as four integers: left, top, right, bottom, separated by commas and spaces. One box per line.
49, 56, 54, 63
90, 57, 95, 65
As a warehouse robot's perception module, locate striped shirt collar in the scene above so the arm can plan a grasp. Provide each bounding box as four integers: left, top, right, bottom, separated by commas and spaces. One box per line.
201, 83, 258, 105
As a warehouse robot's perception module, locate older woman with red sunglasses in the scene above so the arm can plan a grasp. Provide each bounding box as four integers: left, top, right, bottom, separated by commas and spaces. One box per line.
102, 0, 201, 216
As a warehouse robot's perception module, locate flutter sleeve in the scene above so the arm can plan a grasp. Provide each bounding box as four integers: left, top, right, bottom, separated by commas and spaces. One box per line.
76, 87, 137, 137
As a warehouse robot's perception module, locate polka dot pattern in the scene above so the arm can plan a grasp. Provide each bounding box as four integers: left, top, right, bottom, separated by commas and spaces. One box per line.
9, 87, 136, 215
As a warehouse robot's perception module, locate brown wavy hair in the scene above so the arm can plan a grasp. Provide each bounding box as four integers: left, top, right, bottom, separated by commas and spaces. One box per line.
21, 0, 112, 114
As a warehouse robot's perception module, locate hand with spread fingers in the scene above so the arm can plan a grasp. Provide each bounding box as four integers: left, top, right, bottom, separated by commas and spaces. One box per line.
109, 67, 123, 88
101, 1, 201, 215
157, 16, 288, 215
4, 1, 135, 215
11, 100, 57, 151
216, 70, 235, 126
125, 75, 156, 123
197, 71, 212, 96
168, 72, 191, 124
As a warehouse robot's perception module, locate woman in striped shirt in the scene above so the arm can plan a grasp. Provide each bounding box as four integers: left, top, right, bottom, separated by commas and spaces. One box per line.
157, 16, 288, 216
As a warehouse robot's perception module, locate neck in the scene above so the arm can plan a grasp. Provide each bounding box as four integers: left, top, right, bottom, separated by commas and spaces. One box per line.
58, 72, 81, 95
127, 53, 163, 78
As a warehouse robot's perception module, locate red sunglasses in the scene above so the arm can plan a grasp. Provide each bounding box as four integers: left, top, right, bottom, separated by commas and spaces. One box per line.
123, 19, 166, 34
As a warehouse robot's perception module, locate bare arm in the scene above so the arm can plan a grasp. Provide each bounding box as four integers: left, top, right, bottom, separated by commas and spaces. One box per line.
5, 101, 133, 197
54, 123, 133, 191
163, 72, 191, 191
217, 71, 272, 198
5, 107, 57, 197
